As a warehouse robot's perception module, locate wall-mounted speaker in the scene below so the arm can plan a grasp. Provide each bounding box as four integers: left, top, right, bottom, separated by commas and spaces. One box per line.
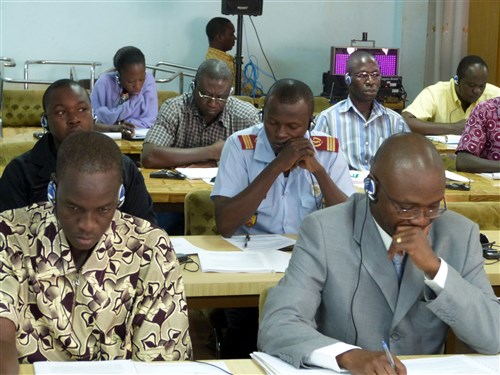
222, 0, 263, 16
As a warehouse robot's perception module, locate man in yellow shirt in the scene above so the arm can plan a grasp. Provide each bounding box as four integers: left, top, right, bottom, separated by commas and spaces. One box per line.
403, 55, 500, 135
205, 17, 237, 87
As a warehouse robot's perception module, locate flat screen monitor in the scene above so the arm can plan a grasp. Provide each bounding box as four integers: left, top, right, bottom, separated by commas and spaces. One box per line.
330, 47, 399, 76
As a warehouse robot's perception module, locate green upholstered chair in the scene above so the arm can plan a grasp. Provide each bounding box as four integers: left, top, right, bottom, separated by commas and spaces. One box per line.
447, 201, 500, 230
157, 91, 179, 109
184, 190, 218, 235
2, 89, 45, 127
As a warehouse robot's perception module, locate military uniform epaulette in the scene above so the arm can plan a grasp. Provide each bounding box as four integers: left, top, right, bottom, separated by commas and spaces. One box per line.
310, 135, 339, 152
238, 134, 258, 150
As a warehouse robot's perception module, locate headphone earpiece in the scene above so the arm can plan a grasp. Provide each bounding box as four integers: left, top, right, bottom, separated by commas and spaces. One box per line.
41, 114, 48, 130
453, 75, 459, 85
117, 184, 125, 208
47, 180, 56, 205
364, 176, 377, 202
189, 80, 196, 92
345, 73, 352, 87
115, 71, 121, 85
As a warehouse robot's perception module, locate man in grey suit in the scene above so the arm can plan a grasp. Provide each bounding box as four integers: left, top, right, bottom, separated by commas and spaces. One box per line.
258, 133, 499, 374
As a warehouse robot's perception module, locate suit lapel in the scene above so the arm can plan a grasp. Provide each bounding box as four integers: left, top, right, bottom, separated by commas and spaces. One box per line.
392, 259, 425, 328
353, 196, 399, 312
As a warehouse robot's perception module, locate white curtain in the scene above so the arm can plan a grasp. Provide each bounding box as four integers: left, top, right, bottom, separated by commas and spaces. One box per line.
424, 0, 470, 86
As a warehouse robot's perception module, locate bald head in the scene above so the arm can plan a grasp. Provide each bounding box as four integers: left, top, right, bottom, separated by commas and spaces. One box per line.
346, 50, 378, 74
371, 133, 444, 182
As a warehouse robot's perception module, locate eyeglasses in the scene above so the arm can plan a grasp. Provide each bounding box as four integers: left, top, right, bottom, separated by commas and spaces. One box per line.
197, 89, 231, 104
378, 180, 447, 219
353, 71, 381, 80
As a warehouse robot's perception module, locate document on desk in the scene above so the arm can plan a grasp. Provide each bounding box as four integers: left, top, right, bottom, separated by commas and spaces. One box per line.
170, 237, 206, 255
478, 172, 500, 180
175, 167, 218, 180
427, 135, 461, 146
251, 351, 500, 374
34, 359, 230, 374
225, 234, 296, 251
350, 170, 369, 189
198, 249, 291, 273
445, 170, 473, 182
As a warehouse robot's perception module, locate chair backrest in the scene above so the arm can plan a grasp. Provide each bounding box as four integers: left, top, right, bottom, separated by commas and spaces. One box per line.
447, 201, 500, 230
184, 190, 218, 235
2, 89, 44, 127
157, 90, 179, 109
313, 96, 332, 115
233, 95, 256, 107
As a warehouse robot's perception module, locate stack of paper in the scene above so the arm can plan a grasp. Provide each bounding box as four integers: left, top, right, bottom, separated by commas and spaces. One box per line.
445, 170, 473, 182
251, 351, 500, 375
197, 249, 291, 273
224, 234, 296, 251
479, 172, 500, 180
427, 135, 461, 146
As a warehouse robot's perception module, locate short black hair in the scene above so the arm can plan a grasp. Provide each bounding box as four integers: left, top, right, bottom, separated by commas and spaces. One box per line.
346, 50, 378, 74
113, 46, 146, 71
264, 79, 314, 117
456, 55, 488, 81
206, 17, 233, 42
56, 131, 123, 181
42, 79, 90, 112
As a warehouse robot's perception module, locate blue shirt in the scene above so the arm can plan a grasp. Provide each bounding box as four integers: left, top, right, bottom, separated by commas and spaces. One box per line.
315, 97, 410, 170
211, 124, 355, 235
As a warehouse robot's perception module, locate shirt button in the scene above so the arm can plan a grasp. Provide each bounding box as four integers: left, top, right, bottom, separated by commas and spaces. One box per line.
390, 332, 401, 341
365, 141, 369, 146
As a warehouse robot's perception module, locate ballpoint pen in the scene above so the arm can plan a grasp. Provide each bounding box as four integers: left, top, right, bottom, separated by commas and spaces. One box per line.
382, 340, 396, 369
244, 234, 250, 248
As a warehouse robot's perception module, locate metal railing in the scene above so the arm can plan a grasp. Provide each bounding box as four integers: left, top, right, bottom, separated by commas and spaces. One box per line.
149, 62, 196, 93
22, 60, 102, 90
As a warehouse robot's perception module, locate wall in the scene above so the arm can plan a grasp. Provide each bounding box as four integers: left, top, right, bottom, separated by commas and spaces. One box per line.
0, 0, 428, 100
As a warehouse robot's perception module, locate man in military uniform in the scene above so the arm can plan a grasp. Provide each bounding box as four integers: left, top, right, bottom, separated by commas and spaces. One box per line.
212, 78, 355, 238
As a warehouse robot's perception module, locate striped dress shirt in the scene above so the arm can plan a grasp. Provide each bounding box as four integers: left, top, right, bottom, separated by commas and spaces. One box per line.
315, 97, 410, 170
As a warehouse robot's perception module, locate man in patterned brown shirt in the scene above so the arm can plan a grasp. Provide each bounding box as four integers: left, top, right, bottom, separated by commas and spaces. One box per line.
0, 132, 192, 372
141, 59, 260, 168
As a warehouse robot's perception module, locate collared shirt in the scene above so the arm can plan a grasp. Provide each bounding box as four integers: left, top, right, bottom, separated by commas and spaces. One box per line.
211, 123, 355, 235
314, 97, 410, 171
91, 71, 158, 129
0, 203, 192, 362
206, 47, 236, 87
144, 93, 260, 148
456, 96, 500, 161
403, 78, 500, 123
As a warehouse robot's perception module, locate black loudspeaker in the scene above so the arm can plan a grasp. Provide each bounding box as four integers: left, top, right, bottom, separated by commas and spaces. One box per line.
222, 0, 263, 16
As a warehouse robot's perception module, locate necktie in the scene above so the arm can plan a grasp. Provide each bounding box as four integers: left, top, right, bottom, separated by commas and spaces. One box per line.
393, 253, 404, 284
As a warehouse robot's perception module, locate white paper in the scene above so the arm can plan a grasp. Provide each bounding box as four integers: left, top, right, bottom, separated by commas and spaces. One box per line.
198, 250, 275, 273
131, 128, 149, 140
445, 170, 473, 183
478, 172, 500, 180
224, 234, 296, 251
427, 135, 461, 145
251, 352, 500, 375
175, 167, 218, 180
102, 132, 122, 140
34, 359, 231, 375
170, 237, 207, 255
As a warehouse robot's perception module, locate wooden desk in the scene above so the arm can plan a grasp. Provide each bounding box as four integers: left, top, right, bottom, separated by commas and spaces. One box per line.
180, 236, 286, 309
180, 232, 500, 309
141, 169, 212, 211
445, 172, 500, 202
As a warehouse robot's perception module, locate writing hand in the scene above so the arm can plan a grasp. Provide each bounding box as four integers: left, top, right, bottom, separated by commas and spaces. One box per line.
337, 348, 406, 375
120, 121, 135, 139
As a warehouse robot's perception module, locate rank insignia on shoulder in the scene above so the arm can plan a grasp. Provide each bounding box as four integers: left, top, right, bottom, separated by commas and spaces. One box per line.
238, 134, 257, 150
310, 136, 339, 152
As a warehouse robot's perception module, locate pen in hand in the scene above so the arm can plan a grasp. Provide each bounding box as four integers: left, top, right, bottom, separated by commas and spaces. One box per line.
244, 234, 250, 248
382, 340, 396, 369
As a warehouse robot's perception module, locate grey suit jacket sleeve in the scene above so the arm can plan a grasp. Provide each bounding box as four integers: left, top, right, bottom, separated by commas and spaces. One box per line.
427, 223, 500, 354
258, 213, 343, 368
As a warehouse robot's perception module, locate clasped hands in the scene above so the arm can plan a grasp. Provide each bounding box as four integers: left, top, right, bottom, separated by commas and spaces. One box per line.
274, 138, 321, 174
